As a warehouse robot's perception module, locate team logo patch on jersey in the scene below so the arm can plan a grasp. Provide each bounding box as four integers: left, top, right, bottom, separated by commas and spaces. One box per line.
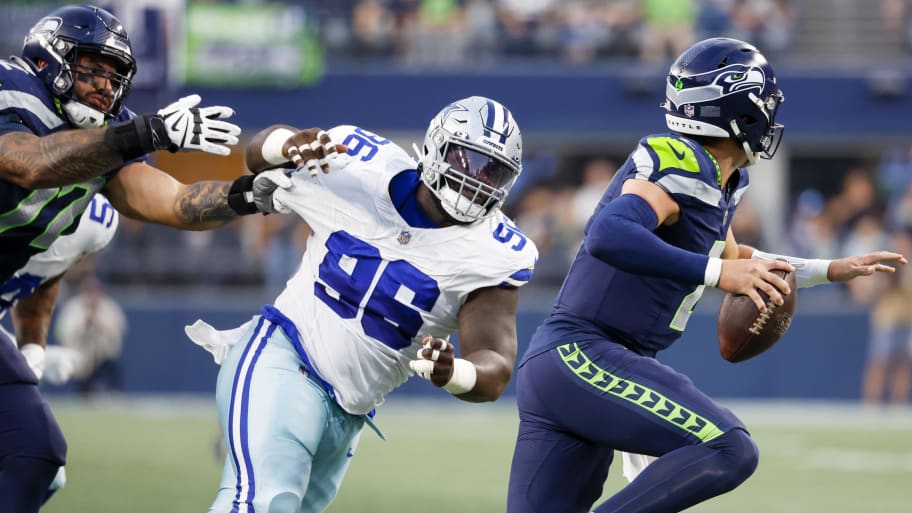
397, 230, 411, 245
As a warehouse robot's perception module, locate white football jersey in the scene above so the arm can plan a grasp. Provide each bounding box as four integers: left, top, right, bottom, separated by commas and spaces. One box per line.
272, 125, 538, 415
0, 194, 118, 316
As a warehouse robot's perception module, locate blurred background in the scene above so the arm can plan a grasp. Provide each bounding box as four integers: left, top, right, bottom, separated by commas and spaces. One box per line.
2, 0, 911, 512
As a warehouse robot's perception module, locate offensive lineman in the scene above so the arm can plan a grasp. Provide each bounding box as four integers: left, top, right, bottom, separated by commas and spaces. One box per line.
0, 5, 306, 510
186, 96, 537, 512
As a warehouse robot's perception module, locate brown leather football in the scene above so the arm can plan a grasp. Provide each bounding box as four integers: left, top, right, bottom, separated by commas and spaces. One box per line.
717, 269, 797, 363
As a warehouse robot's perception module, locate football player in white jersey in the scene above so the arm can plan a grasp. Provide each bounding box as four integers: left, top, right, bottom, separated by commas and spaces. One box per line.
1, 193, 118, 504
2, 193, 118, 383
186, 96, 538, 513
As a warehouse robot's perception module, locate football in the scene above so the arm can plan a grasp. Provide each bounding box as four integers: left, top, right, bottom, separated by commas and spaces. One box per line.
717, 269, 797, 363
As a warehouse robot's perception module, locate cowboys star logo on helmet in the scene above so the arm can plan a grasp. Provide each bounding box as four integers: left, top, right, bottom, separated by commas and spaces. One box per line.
415, 96, 523, 223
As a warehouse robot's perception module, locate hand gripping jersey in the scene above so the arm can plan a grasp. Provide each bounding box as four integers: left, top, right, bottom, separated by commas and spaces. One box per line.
271, 125, 538, 415
0, 194, 118, 318
0, 57, 134, 282
528, 133, 749, 358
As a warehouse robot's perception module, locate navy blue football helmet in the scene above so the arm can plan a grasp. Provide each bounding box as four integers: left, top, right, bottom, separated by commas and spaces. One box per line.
663, 37, 784, 165
22, 5, 135, 128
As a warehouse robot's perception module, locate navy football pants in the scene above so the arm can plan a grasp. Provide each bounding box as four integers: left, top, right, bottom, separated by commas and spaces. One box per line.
0, 330, 67, 513
507, 341, 758, 513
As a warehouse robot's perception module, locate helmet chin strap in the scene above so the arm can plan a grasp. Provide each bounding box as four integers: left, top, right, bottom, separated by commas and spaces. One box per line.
729, 119, 759, 167
62, 100, 106, 128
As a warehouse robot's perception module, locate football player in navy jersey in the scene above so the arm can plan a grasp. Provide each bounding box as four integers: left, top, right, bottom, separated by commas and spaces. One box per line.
0, 6, 324, 511
506, 37, 907, 513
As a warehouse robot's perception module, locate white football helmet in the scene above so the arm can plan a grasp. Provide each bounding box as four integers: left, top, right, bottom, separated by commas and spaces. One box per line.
416, 96, 522, 223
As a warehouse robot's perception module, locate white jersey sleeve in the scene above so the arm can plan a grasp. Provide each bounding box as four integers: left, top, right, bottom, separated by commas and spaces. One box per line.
270, 125, 537, 414
0, 194, 118, 315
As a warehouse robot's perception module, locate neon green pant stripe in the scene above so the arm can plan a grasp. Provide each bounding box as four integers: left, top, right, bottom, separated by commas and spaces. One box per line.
557, 343, 724, 443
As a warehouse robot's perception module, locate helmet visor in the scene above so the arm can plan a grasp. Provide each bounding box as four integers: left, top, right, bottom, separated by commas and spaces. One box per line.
444, 143, 517, 191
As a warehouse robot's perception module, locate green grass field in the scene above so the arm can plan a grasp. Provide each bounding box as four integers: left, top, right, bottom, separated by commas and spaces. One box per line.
42, 396, 912, 513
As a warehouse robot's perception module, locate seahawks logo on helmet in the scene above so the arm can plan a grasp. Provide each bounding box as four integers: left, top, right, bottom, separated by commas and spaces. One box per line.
667, 64, 766, 107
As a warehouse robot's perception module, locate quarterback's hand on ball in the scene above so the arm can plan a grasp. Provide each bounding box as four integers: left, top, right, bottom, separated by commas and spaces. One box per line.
717, 258, 794, 313
157, 94, 241, 156
409, 336, 455, 388
252, 170, 293, 214
282, 128, 348, 177
826, 251, 907, 282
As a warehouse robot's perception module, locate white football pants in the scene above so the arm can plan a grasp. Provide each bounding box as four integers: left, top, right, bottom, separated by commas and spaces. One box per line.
209, 316, 364, 513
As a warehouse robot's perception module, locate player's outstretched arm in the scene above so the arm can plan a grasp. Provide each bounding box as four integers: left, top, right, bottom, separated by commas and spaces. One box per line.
410, 286, 519, 403
742, 236, 907, 288
0, 129, 125, 189
245, 125, 347, 175
0, 95, 239, 190
824, 251, 907, 282
104, 160, 293, 229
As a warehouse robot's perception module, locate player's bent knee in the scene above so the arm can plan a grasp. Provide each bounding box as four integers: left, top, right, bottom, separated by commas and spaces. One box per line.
263, 491, 301, 513
19, 403, 67, 465
706, 428, 759, 490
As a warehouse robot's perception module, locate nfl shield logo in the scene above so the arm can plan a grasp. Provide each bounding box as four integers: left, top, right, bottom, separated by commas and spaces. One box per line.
683, 104, 695, 118
397, 230, 411, 245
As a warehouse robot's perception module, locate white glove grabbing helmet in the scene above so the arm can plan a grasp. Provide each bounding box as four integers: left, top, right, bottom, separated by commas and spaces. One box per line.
415, 96, 522, 223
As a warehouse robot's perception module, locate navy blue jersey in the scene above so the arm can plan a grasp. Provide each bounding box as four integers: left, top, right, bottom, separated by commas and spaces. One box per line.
0, 57, 136, 282
526, 133, 749, 358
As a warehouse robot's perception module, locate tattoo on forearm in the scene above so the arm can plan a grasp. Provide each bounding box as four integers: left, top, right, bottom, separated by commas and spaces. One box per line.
176, 181, 238, 227
0, 130, 125, 188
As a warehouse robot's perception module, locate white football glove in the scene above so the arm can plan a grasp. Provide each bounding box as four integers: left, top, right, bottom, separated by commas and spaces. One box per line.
157, 94, 241, 156
252, 170, 294, 214
20, 343, 46, 381
43, 346, 85, 385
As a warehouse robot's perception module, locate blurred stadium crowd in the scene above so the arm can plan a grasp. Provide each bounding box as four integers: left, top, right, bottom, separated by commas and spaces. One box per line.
305, 0, 912, 65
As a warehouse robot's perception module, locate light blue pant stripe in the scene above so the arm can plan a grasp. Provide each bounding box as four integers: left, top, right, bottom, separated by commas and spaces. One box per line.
226, 316, 274, 513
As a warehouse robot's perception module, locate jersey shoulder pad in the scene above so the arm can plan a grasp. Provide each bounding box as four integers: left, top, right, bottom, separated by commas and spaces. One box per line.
0, 58, 66, 133
76, 195, 119, 254
477, 212, 538, 288
329, 124, 414, 169
631, 133, 722, 206
638, 133, 715, 175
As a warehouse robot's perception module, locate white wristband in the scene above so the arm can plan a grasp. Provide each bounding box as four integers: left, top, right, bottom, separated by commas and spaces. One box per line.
751, 250, 831, 288
443, 358, 477, 395
261, 128, 296, 166
20, 343, 46, 381
704, 257, 723, 287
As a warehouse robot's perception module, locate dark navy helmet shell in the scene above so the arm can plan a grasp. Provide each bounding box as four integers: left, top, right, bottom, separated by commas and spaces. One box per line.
22, 4, 135, 127
663, 37, 785, 165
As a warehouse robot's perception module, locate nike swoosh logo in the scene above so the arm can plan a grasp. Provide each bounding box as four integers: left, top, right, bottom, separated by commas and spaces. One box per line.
666, 141, 687, 160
